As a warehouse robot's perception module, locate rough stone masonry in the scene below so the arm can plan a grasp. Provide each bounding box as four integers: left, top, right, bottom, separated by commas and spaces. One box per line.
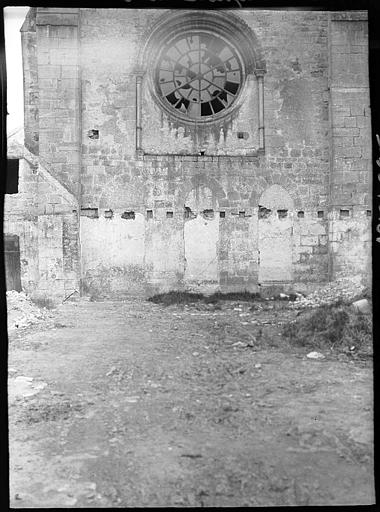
4, 8, 372, 302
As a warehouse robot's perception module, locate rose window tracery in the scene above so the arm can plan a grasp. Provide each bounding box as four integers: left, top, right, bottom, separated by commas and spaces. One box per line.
155, 32, 244, 121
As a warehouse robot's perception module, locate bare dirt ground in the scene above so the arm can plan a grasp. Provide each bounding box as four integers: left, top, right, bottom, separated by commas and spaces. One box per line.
8, 297, 374, 507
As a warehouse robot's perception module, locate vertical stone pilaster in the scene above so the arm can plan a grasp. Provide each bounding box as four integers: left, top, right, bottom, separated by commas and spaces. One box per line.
21, 8, 39, 155
35, 8, 81, 197
136, 74, 143, 152
255, 69, 265, 152
327, 11, 371, 280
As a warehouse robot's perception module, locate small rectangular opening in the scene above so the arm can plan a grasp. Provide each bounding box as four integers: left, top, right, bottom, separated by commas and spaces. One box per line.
104, 209, 113, 219
202, 209, 214, 219
6, 159, 19, 194
366, 210, 371, 217
219, 211, 226, 218
340, 209, 350, 218
258, 205, 271, 219
239, 211, 245, 218
166, 211, 173, 218
317, 210, 324, 219
80, 207, 99, 218
278, 209, 288, 219
147, 210, 153, 219
297, 210, 305, 219
88, 129, 99, 140
121, 211, 135, 220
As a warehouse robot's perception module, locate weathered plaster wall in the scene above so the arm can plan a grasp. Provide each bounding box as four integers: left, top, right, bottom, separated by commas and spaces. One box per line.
329, 209, 371, 284
80, 212, 146, 297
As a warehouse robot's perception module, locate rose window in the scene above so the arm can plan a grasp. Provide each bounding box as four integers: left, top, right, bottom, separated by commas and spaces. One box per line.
155, 32, 244, 121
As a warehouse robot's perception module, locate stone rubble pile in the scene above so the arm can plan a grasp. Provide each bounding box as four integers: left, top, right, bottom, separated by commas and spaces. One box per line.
290, 276, 368, 309
6, 291, 53, 331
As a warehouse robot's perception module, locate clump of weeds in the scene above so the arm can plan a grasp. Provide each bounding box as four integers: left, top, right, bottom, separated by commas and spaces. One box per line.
205, 291, 261, 303
282, 303, 372, 356
149, 290, 265, 306
148, 291, 204, 305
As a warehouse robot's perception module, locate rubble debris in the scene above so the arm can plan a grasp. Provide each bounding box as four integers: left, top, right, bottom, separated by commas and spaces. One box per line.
306, 352, 325, 360
106, 366, 118, 377
9, 376, 47, 399
125, 396, 139, 403
6, 291, 53, 331
290, 277, 369, 309
232, 341, 247, 348
352, 299, 370, 315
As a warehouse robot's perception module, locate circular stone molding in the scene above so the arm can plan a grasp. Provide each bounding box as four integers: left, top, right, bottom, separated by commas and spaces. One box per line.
140, 11, 266, 126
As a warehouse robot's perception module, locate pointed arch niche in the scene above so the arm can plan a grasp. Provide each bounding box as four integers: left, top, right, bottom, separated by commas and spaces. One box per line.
183, 184, 219, 290
257, 185, 294, 284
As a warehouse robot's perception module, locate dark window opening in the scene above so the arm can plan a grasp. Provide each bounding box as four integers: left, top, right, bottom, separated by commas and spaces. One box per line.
147, 210, 153, 219
219, 211, 226, 218
366, 210, 371, 217
166, 211, 174, 218
317, 210, 324, 219
121, 211, 135, 220
203, 209, 214, 219
6, 159, 19, 194
340, 209, 350, 218
88, 129, 99, 140
104, 209, 113, 219
278, 209, 288, 219
237, 131, 249, 140
210, 97, 224, 114
239, 211, 245, 218
4, 234, 22, 292
224, 81, 239, 95
297, 210, 305, 218
184, 206, 196, 219
258, 205, 271, 219
80, 207, 99, 218
201, 103, 212, 117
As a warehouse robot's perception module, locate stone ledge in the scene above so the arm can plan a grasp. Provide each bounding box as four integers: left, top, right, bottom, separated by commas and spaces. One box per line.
141, 153, 261, 162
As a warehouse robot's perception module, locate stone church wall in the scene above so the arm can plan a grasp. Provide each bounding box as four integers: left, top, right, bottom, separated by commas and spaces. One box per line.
12, 7, 371, 299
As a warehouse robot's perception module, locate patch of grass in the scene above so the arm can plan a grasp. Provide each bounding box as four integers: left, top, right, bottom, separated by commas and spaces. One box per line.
148, 291, 205, 305
205, 291, 261, 303
148, 290, 300, 306
148, 290, 264, 305
282, 303, 372, 353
